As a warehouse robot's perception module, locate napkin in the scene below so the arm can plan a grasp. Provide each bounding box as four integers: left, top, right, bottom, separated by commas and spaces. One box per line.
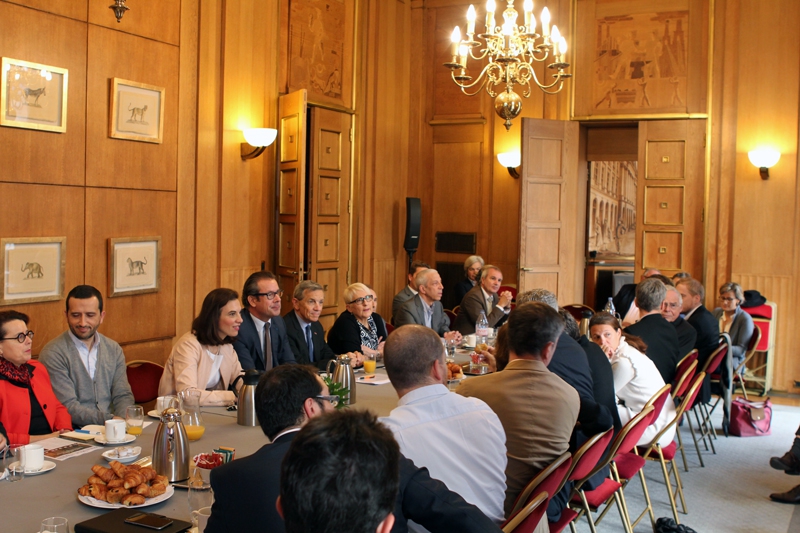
0, 467, 7, 481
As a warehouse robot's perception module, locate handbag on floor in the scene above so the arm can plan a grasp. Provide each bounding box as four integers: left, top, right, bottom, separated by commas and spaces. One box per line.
655, 517, 697, 533
729, 396, 772, 437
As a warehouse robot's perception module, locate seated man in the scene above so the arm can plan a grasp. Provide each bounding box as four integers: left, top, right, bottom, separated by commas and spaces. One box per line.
457, 302, 580, 520
394, 269, 462, 343
381, 325, 506, 525
677, 278, 720, 403
279, 410, 399, 533
453, 265, 513, 335
623, 278, 681, 385
234, 271, 296, 371
392, 261, 430, 325
39, 285, 134, 426
612, 269, 661, 326
662, 285, 697, 359
206, 365, 502, 533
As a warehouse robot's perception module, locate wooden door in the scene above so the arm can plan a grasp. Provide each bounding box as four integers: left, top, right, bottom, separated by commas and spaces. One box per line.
518, 118, 583, 304
307, 107, 352, 331
276, 90, 308, 314
635, 120, 705, 282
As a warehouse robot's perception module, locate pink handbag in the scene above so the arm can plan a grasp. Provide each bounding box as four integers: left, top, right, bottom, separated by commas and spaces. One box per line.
729, 397, 772, 437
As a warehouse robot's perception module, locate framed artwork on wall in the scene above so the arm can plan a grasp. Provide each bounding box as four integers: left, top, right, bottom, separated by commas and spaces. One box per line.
588, 161, 638, 259
0, 57, 68, 133
108, 237, 161, 297
109, 78, 165, 144
1, 237, 66, 305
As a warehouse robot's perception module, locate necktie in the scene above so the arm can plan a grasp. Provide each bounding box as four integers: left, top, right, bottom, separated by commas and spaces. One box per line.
486, 296, 493, 314
306, 325, 314, 363
264, 322, 273, 371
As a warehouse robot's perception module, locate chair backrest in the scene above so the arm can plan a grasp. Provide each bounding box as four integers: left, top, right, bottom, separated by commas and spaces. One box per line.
502, 491, 548, 533
700, 341, 728, 375
385, 323, 395, 335
641, 372, 706, 454
676, 349, 698, 374
444, 309, 457, 325
126, 360, 164, 404
741, 324, 762, 367
563, 304, 595, 323
751, 317, 772, 351
453, 305, 461, 316
643, 384, 672, 422
672, 360, 698, 399
509, 452, 572, 517
557, 428, 614, 494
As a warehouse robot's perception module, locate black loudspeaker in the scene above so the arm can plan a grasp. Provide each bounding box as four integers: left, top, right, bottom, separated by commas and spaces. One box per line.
404, 197, 421, 253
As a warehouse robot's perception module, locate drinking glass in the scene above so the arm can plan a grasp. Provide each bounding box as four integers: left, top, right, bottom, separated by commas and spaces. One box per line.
126, 405, 144, 436
363, 353, 376, 375
4, 445, 25, 482
188, 466, 214, 528
446, 338, 458, 362
40, 517, 69, 533
180, 389, 206, 441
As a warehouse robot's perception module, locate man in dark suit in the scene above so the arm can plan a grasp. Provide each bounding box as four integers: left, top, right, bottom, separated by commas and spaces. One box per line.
662, 285, 697, 359
677, 278, 720, 403
612, 269, 661, 326
233, 271, 296, 371
394, 269, 462, 343
624, 278, 681, 385
453, 265, 513, 335
206, 365, 503, 533
284, 280, 360, 370
391, 260, 430, 325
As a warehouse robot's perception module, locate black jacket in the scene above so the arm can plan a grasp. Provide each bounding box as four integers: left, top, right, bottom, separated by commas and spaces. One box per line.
672, 316, 697, 360
283, 310, 337, 370
624, 313, 681, 385
579, 335, 622, 433
233, 309, 296, 371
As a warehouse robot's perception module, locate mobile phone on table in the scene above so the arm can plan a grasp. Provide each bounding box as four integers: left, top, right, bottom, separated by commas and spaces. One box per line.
123, 512, 174, 530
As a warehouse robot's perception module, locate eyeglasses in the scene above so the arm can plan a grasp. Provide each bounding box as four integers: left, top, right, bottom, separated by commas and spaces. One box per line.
316, 395, 340, 407
255, 290, 283, 300
719, 297, 738, 303
347, 295, 374, 305
664, 302, 681, 309
1, 330, 34, 343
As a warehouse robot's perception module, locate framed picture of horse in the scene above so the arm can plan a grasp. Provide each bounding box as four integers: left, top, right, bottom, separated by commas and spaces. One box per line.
1, 236, 66, 305
0, 58, 68, 133
108, 237, 161, 297
109, 78, 165, 144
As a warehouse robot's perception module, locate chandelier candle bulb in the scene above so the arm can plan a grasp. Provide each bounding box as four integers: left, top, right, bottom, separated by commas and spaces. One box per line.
451, 26, 462, 57
486, 0, 496, 33
467, 5, 476, 36
541, 6, 550, 38
559, 36, 567, 62
550, 25, 561, 52
524, 0, 533, 31
459, 44, 469, 67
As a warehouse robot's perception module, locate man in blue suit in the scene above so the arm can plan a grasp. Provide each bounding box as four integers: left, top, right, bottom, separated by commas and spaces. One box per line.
234, 271, 296, 371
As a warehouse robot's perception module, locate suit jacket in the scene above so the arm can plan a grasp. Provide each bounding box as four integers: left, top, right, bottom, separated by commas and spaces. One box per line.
392, 286, 417, 325
548, 332, 595, 404
578, 335, 622, 433
327, 310, 389, 355
453, 285, 507, 335
394, 294, 451, 336
624, 313, 681, 385
283, 310, 337, 370
687, 305, 720, 404
453, 278, 475, 305
712, 306, 754, 367
233, 309, 296, 371
612, 283, 637, 318
672, 317, 697, 361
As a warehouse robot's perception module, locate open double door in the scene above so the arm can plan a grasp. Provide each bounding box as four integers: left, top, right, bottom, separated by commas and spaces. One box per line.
276, 90, 352, 331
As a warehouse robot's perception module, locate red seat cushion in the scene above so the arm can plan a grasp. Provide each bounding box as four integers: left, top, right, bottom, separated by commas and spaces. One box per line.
126, 362, 163, 404
639, 440, 678, 461
549, 508, 578, 533
613, 452, 646, 479
572, 479, 623, 509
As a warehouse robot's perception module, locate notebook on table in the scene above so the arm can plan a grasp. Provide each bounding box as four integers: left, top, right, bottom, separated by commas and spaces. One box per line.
74, 508, 192, 533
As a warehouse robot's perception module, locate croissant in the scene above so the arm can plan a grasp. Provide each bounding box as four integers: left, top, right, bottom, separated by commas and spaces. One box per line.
109, 460, 128, 479
91, 465, 117, 483
106, 487, 130, 504
135, 483, 151, 496
139, 467, 157, 481
121, 493, 146, 506
127, 463, 142, 471
78, 485, 92, 497
87, 484, 109, 502
107, 478, 125, 488
154, 475, 169, 486
88, 475, 107, 485
123, 471, 147, 489
136, 482, 167, 498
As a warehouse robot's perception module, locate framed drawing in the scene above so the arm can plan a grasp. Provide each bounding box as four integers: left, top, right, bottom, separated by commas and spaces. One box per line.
588, 161, 638, 259
109, 78, 165, 144
108, 237, 161, 297
1, 237, 66, 305
1, 57, 68, 133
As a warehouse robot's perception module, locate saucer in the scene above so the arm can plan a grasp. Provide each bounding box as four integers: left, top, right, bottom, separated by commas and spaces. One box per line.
9, 460, 56, 475
94, 434, 136, 446
102, 446, 142, 464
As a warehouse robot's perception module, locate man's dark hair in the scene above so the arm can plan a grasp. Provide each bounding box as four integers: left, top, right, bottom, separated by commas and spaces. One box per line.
192, 288, 239, 346
384, 325, 443, 391
557, 308, 580, 341
408, 260, 430, 276
636, 278, 667, 312
66, 285, 104, 313
506, 302, 564, 359
242, 271, 278, 307
645, 273, 674, 287
280, 410, 399, 533
255, 365, 323, 440
0, 310, 29, 338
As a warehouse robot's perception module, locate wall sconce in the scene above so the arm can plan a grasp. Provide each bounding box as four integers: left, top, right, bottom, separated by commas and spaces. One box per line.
497, 151, 521, 179
241, 128, 277, 160
748, 148, 780, 180
109, 0, 129, 23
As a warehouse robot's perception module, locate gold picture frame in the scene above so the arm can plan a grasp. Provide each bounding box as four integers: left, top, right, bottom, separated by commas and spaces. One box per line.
108, 237, 161, 297
109, 78, 165, 144
0, 57, 68, 133
1, 237, 66, 305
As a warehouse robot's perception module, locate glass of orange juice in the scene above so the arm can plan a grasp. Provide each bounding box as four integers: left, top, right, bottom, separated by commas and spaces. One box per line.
180, 388, 206, 441
363, 353, 377, 375
126, 405, 144, 436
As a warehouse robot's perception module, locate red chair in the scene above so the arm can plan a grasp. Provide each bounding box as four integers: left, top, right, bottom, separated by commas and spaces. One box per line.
671, 360, 699, 470
689, 340, 728, 454
563, 304, 595, 323
444, 309, 457, 326
503, 492, 548, 533
673, 350, 698, 391
385, 323, 395, 335
711, 325, 761, 401
126, 360, 164, 410
500, 286, 518, 302
507, 452, 572, 519
453, 305, 461, 316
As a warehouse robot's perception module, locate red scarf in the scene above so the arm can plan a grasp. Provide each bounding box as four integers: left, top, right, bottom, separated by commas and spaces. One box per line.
0, 357, 31, 386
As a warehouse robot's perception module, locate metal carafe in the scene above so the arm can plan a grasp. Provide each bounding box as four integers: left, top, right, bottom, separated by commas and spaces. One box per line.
580, 310, 593, 338
326, 353, 355, 405
152, 406, 190, 482
235, 369, 262, 426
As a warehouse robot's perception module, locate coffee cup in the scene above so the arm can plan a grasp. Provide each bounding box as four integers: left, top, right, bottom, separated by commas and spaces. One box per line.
192, 506, 212, 532
464, 334, 476, 347
156, 395, 179, 414
105, 419, 127, 442
22, 444, 44, 472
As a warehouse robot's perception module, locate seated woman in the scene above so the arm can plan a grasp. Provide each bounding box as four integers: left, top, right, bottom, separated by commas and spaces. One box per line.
713, 282, 755, 371
0, 311, 72, 444
589, 312, 676, 446
454, 255, 484, 304
327, 283, 385, 363
159, 288, 244, 406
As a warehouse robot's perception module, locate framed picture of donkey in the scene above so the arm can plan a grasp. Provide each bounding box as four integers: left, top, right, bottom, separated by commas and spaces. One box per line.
108, 237, 161, 297
0, 57, 68, 133
109, 78, 165, 144
1, 236, 66, 305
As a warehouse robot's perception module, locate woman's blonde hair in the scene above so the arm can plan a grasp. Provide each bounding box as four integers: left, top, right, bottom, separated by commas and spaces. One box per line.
343, 283, 371, 304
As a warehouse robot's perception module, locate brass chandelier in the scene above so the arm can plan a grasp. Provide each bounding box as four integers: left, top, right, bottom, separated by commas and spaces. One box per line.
444, 0, 571, 130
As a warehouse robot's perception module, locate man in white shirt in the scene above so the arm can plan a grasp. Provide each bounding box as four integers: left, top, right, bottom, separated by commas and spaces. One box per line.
381, 325, 507, 529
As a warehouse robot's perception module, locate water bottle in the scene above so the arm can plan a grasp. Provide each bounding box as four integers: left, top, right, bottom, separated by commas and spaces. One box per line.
603, 297, 616, 316
476, 310, 489, 345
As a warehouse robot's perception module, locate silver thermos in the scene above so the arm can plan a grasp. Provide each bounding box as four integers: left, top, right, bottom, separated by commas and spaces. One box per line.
152, 407, 190, 482
236, 369, 262, 426
326, 354, 355, 405
580, 310, 593, 338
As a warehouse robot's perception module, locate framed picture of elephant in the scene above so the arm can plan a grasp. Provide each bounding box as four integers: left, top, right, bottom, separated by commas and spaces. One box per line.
1, 236, 66, 305
108, 237, 161, 297
109, 78, 165, 144
0, 57, 68, 133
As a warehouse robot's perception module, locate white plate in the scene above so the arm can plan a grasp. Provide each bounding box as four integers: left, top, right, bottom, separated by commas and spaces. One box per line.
94, 434, 137, 446
78, 485, 174, 509
9, 460, 56, 475
102, 446, 142, 464
148, 409, 184, 419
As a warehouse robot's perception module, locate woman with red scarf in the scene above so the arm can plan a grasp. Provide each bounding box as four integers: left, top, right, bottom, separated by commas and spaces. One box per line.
0, 311, 71, 444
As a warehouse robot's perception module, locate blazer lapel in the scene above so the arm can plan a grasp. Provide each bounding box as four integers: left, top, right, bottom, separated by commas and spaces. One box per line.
244, 311, 265, 366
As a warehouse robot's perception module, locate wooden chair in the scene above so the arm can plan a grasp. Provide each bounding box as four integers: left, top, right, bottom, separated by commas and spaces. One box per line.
508, 452, 572, 518
444, 308, 458, 326
503, 492, 548, 533
453, 305, 461, 316
563, 304, 595, 323
126, 360, 164, 412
